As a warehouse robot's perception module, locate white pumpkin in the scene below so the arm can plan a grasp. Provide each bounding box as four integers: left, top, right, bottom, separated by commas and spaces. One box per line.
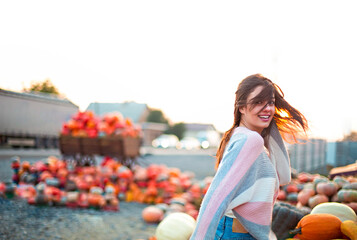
66, 191, 79, 202
155, 212, 196, 240
311, 202, 357, 222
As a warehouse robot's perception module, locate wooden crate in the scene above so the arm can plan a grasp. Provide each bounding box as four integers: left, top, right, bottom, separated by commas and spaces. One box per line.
99, 136, 124, 158
122, 136, 141, 158
59, 135, 81, 155
81, 137, 101, 155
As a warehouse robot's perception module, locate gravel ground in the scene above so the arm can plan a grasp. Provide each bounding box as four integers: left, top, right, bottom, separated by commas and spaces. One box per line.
0, 197, 157, 240
0, 148, 217, 240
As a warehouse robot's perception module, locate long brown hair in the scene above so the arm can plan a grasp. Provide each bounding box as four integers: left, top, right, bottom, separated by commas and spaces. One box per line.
215, 74, 308, 168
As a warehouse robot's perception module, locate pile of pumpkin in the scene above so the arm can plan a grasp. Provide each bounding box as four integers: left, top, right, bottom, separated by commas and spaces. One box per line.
272, 171, 357, 240
272, 201, 357, 240
0, 155, 209, 217
277, 172, 357, 213
4, 155, 357, 240
140, 171, 357, 240
144, 170, 357, 240
145, 198, 357, 240
130, 167, 212, 221
61, 111, 141, 138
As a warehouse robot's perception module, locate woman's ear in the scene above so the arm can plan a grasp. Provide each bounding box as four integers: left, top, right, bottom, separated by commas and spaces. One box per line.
239, 106, 246, 115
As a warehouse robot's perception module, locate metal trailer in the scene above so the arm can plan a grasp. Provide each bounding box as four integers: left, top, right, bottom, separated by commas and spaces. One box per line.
0, 89, 79, 148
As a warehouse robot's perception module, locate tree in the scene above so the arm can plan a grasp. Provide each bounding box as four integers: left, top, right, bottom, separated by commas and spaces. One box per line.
343, 131, 357, 141
23, 79, 60, 95
146, 109, 185, 140
146, 109, 169, 124
165, 122, 186, 140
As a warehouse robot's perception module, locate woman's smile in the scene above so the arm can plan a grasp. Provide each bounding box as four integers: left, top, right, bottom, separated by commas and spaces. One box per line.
258, 114, 271, 122
239, 85, 275, 134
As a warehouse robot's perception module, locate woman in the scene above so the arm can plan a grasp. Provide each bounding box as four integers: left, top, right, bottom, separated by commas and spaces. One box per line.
190, 74, 308, 240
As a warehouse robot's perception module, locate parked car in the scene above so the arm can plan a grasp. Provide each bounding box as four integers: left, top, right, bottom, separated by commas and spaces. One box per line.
152, 134, 179, 149
196, 130, 221, 149
176, 137, 201, 150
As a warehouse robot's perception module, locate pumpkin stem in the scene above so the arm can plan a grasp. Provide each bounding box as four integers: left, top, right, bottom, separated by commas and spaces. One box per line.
289, 227, 302, 235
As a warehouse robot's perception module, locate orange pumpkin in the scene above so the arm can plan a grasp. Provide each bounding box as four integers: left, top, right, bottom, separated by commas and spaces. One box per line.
290, 213, 343, 240
155, 196, 164, 204
134, 167, 148, 181
341, 220, 357, 240
136, 192, 146, 203
277, 189, 287, 201
57, 168, 68, 178
297, 172, 314, 183
125, 191, 134, 202
39, 171, 53, 182
144, 195, 156, 204
146, 185, 158, 197
297, 189, 315, 206
147, 164, 162, 180
168, 168, 181, 178
286, 183, 299, 193
77, 192, 89, 208
88, 193, 104, 206
142, 206, 164, 223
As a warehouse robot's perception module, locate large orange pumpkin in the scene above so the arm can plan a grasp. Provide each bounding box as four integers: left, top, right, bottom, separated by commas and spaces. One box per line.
290, 213, 343, 240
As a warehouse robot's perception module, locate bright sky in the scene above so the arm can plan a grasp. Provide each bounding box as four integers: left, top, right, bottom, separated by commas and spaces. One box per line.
1, 1, 356, 141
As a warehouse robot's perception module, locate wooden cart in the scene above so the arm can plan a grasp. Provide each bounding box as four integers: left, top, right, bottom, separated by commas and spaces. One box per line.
59, 135, 141, 167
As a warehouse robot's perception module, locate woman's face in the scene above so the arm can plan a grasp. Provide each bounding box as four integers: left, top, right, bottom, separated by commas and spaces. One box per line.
239, 85, 275, 134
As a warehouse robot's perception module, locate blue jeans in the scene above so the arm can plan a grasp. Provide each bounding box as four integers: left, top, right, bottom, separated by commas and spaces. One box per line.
215, 216, 256, 240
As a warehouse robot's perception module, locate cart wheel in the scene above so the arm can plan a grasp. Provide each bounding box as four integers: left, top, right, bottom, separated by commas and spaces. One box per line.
63, 155, 78, 169
89, 156, 96, 166
124, 157, 136, 169
80, 155, 96, 166
85, 155, 96, 166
